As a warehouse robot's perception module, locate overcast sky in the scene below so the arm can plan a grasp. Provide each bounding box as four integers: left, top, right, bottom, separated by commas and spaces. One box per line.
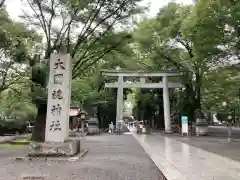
6, 0, 193, 20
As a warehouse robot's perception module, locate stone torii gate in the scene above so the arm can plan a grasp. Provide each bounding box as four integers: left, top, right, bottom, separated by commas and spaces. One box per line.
101, 70, 183, 133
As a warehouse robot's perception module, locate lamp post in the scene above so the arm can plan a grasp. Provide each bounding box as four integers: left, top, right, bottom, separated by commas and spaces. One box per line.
222, 101, 227, 125
79, 110, 87, 137
227, 115, 233, 142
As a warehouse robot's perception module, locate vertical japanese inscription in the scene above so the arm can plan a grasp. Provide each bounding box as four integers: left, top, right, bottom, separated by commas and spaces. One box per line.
46, 54, 71, 142
50, 57, 65, 132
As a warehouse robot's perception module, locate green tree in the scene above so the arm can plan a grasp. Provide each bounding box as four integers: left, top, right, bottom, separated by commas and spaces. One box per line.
202, 65, 240, 112
131, 2, 230, 123
0, 86, 37, 126
182, 0, 240, 123
0, 8, 40, 93
186, 0, 240, 60
0, 7, 40, 128
20, 0, 144, 141
71, 41, 140, 127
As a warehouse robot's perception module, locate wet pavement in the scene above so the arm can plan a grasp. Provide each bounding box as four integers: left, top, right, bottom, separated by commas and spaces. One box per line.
0, 134, 163, 180
169, 135, 240, 162
150, 126, 240, 162
132, 131, 240, 180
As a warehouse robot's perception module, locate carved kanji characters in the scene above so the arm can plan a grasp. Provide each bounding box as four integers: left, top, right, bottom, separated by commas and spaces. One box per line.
49, 120, 61, 131
52, 89, 63, 99
51, 104, 62, 116
54, 58, 65, 69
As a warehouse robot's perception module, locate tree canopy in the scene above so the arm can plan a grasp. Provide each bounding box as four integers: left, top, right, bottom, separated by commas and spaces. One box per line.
0, 0, 239, 138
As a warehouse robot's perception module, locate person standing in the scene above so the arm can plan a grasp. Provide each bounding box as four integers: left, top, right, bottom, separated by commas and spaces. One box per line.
109, 122, 114, 134
116, 121, 122, 135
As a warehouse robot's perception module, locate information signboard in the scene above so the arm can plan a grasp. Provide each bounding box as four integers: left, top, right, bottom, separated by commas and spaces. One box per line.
181, 116, 188, 135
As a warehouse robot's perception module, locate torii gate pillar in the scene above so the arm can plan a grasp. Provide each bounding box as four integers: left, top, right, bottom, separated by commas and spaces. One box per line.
116, 75, 124, 124
163, 76, 171, 133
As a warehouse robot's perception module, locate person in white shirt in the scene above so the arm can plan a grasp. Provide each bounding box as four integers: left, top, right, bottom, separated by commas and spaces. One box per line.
109, 122, 114, 134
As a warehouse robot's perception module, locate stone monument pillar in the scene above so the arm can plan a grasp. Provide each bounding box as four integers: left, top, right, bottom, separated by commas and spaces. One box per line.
45, 53, 72, 142
28, 53, 80, 157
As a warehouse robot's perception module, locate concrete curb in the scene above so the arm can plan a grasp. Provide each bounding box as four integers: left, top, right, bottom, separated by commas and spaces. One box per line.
14, 149, 89, 162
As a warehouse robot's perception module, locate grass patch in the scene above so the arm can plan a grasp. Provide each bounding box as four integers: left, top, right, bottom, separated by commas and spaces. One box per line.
13, 138, 32, 143
0, 143, 26, 148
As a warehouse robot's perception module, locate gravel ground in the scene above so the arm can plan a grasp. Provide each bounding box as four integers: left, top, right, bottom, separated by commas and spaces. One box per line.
0, 134, 30, 158
0, 134, 163, 180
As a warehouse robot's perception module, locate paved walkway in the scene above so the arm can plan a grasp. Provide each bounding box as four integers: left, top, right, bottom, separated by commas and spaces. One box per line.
168, 134, 240, 162
0, 134, 164, 180
131, 131, 240, 180
148, 126, 240, 162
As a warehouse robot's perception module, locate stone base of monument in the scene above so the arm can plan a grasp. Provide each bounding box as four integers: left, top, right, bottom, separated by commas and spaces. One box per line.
14, 139, 89, 162
28, 139, 80, 157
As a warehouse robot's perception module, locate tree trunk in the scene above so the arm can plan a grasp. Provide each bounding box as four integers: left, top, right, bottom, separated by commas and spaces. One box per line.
0, 0, 6, 7
97, 105, 102, 128
184, 83, 197, 123
195, 71, 202, 110
31, 103, 47, 142
157, 102, 165, 129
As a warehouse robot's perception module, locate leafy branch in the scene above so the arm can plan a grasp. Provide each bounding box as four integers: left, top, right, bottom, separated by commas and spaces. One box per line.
0, 0, 5, 8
